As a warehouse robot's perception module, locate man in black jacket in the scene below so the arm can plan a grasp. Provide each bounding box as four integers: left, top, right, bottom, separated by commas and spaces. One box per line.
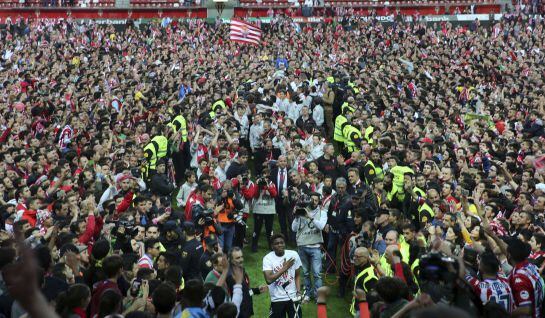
150, 159, 175, 197
325, 177, 350, 273
271, 155, 292, 242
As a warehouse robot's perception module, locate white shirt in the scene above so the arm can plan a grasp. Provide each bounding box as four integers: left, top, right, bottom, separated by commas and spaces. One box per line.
215, 166, 227, 182
249, 123, 264, 152
312, 104, 324, 127
263, 250, 302, 302
276, 168, 288, 191
234, 112, 250, 137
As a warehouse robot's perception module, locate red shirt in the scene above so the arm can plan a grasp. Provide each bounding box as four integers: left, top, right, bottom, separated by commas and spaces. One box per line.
90, 280, 121, 318
509, 260, 545, 318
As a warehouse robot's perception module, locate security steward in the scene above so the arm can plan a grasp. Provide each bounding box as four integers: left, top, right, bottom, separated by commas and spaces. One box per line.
180, 221, 203, 281
167, 111, 189, 185
402, 173, 434, 230
142, 125, 180, 182
363, 150, 383, 185
342, 119, 363, 158
333, 103, 354, 151
350, 247, 378, 316
386, 156, 414, 205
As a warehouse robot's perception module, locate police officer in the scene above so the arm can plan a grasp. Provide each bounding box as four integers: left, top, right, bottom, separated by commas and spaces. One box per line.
199, 234, 220, 279
350, 247, 378, 316
180, 222, 203, 281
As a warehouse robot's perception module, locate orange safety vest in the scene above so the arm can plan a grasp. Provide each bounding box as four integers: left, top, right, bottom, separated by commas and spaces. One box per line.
217, 198, 235, 224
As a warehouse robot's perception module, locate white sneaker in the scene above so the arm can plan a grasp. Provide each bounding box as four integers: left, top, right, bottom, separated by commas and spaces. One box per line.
302, 295, 310, 304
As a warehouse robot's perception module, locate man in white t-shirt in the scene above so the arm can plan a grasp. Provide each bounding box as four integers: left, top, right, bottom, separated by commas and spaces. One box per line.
263, 234, 302, 318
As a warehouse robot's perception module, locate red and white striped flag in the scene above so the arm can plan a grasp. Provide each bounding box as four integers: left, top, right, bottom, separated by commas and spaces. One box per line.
229, 19, 261, 45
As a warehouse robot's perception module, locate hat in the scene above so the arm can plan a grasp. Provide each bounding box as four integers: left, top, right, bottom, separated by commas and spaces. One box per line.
536, 183, 545, 193
163, 220, 177, 232
156, 159, 167, 167
377, 209, 390, 217
353, 189, 365, 198
205, 235, 218, 246
6, 199, 17, 206
182, 221, 195, 233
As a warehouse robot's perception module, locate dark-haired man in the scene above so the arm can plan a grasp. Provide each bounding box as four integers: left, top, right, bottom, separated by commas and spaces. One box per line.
507, 238, 545, 318
464, 251, 514, 313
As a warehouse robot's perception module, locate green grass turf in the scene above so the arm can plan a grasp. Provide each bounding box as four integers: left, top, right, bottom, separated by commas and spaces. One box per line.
241, 215, 353, 318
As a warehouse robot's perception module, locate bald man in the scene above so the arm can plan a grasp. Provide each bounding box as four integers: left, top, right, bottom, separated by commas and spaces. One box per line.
351, 247, 378, 315
378, 231, 410, 276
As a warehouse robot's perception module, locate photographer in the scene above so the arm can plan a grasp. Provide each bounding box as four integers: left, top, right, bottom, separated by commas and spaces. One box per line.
291, 192, 327, 302
216, 180, 244, 253
251, 170, 278, 252
283, 170, 311, 244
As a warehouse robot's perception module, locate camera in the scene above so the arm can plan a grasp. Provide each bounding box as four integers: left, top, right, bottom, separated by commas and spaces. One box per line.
227, 211, 247, 227
419, 252, 459, 303
200, 208, 215, 226
256, 175, 269, 187
242, 174, 249, 185
130, 279, 142, 297
294, 194, 312, 217
226, 189, 234, 199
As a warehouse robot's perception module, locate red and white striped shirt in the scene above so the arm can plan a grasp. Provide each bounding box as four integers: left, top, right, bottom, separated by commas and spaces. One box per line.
465, 274, 514, 313
509, 261, 545, 318
137, 254, 154, 269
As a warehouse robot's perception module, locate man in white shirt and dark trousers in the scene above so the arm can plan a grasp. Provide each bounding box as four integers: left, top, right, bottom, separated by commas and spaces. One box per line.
291, 192, 327, 303
263, 234, 302, 318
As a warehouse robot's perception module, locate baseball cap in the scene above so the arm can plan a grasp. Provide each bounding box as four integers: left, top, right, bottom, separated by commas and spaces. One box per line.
205, 235, 218, 246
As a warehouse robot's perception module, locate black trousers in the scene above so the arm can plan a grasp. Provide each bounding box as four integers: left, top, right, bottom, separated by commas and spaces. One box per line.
233, 222, 246, 249
269, 300, 302, 318
252, 214, 274, 250
276, 203, 295, 244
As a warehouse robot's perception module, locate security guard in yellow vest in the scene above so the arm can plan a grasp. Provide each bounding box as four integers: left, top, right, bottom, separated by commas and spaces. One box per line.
342, 123, 362, 156
364, 126, 374, 145
348, 81, 360, 94
387, 156, 414, 202
333, 103, 354, 148
350, 247, 378, 316
211, 98, 226, 114
167, 114, 188, 142
363, 151, 383, 185
416, 200, 435, 225
142, 135, 169, 181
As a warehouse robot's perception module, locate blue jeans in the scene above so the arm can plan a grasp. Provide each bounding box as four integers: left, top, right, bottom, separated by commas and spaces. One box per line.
298, 246, 322, 298
219, 223, 235, 253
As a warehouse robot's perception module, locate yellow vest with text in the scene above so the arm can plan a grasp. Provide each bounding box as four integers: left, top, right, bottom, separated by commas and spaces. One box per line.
365, 160, 383, 183
167, 115, 188, 142
342, 125, 362, 152
334, 114, 348, 142
143, 135, 168, 169
364, 126, 374, 145
350, 265, 377, 315
212, 99, 226, 113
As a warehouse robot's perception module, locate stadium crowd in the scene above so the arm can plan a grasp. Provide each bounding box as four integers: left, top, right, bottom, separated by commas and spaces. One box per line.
1, 10, 545, 318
